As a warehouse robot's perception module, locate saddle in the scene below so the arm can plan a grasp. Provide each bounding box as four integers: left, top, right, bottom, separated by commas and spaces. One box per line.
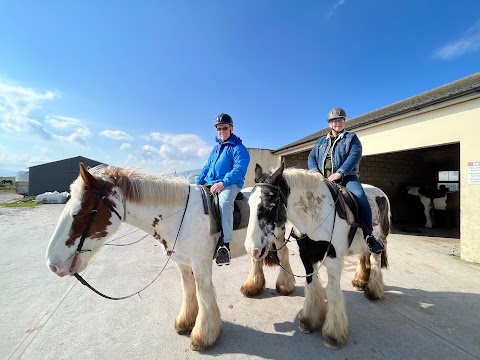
324, 180, 362, 246
199, 185, 250, 235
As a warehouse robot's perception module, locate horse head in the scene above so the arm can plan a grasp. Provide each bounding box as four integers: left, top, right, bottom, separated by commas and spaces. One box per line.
46, 163, 124, 276
245, 163, 289, 260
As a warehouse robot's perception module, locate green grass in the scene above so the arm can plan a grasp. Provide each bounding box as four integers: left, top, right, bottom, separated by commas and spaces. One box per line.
0, 185, 15, 193
2, 196, 41, 208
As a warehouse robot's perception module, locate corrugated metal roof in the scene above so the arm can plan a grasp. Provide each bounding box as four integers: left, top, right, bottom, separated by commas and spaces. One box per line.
275, 72, 480, 153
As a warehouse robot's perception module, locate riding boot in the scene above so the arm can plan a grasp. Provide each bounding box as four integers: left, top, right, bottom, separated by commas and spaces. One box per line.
364, 234, 385, 254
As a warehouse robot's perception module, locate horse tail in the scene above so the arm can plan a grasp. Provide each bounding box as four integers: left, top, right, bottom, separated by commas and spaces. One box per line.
376, 195, 391, 269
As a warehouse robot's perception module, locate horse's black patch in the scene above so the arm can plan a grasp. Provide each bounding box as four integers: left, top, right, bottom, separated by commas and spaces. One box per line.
295, 235, 337, 284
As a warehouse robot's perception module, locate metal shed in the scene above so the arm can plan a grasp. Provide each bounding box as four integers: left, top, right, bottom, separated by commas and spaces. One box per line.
28, 156, 105, 196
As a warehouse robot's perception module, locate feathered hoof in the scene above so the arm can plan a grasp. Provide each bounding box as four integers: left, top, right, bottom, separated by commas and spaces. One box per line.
240, 281, 265, 297
364, 285, 384, 301
190, 329, 221, 351
323, 336, 342, 350
351, 278, 367, 291
175, 319, 194, 335
276, 283, 295, 296
298, 310, 316, 334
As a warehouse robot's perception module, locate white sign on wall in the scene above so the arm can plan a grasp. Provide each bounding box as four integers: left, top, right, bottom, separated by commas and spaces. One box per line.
467, 161, 480, 184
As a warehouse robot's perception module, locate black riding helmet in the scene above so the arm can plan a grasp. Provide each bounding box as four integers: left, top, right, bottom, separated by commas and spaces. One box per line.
327, 107, 347, 122
214, 113, 234, 127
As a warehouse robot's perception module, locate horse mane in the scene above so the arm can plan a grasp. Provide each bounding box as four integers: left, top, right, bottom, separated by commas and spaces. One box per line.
282, 167, 326, 192
71, 165, 189, 207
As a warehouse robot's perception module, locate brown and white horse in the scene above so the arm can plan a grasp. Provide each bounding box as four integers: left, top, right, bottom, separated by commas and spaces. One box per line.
244, 164, 391, 349
45, 163, 292, 350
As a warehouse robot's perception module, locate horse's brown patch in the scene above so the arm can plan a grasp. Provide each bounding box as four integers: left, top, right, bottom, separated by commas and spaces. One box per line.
66, 183, 115, 247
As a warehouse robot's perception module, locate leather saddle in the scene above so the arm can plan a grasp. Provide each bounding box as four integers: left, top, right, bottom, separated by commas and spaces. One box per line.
324, 180, 363, 246
199, 185, 250, 235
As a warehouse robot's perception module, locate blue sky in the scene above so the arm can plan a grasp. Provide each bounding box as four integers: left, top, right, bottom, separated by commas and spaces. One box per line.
1, 1, 479, 176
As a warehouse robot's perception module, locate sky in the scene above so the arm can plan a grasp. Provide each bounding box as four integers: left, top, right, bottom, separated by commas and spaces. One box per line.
1, 1, 479, 177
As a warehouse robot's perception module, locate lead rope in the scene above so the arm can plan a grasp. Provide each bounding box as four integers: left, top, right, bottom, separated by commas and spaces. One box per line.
74, 186, 191, 300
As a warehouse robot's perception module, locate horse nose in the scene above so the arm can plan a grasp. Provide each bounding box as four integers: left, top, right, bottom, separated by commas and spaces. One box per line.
252, 249, 261, 260
49, 263, 59, 274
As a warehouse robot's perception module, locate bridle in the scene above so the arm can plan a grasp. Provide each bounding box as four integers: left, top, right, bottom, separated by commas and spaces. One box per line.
252, 181, 288, 230
70, 178, 191, 300
70, 179, 122, 274
253, 176, 341, 279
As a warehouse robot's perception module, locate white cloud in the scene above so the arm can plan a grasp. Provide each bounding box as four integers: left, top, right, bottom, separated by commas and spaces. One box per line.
0, 82, 92, 146
46, 115, 92, 138
146, 132, 211, 158
120, 142, 131, 150
100, 130, 133, 141
327, 0, 345, 18
434, 20, 480, 60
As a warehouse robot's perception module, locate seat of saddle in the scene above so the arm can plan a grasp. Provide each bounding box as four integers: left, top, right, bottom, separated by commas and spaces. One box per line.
198, 185, 250, 235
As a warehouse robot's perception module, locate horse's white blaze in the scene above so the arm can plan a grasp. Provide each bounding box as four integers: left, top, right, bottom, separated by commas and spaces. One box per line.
244, 190, 266, 259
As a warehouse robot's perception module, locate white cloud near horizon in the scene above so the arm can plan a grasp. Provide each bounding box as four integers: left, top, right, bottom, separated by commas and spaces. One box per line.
100, 130, 133, 141
434, 20, 480, 60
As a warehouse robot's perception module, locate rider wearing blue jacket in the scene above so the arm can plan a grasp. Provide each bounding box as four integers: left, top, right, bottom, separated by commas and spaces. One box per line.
196, 113, 250, 265
308, 107, 384, 254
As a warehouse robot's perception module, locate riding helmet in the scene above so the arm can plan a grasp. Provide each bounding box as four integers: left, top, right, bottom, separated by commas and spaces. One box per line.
327, 107, 347, 122
214, 113, 234, 127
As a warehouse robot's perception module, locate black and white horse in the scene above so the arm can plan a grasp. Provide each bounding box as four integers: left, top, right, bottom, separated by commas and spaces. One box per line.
403, 186, 460, 228
244, 164, 391, 349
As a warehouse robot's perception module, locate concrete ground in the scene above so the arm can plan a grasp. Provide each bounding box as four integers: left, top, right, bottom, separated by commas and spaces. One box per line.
1, 194, 479, 360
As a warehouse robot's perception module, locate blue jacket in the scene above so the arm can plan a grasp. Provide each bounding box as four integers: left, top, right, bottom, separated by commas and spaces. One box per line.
307, 130, 362, 178
196, 134, 250, 188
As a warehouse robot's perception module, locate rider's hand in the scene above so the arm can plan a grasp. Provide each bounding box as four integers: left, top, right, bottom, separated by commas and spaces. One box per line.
211, 182, 225, 194
327, 173, 342, 182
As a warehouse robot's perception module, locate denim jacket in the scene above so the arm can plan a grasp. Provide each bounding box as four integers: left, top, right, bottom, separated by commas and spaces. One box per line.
307, 131, 362, 178
196, 134, 250, 188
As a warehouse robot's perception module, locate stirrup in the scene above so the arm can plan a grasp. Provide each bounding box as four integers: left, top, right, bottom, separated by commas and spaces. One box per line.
365, 235, 384, 254
215, 246, 231, 266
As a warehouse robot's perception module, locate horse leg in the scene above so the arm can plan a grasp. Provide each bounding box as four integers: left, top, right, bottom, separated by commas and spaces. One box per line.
351, 252, 370, 291
364, 252, 385, 300
298, 263, 326, 334
275, 241, 295, 295
240, 257, 266, 297
189, 261, 222, 351
322, 258, 348, 349
175, 263, 198, 335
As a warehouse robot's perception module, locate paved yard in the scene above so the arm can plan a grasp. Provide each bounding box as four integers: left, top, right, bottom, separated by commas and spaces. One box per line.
1, 198, 479, 360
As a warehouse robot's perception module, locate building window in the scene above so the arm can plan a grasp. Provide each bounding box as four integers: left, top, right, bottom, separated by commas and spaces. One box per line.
437, 170, 459, 191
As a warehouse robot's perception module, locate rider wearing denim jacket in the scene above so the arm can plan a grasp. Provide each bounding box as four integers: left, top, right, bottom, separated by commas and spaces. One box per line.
196, 113, 250, 265
307, 107, 384, 254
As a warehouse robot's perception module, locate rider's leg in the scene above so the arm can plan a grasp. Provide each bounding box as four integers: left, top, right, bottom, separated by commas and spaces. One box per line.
216, 184, 240, 265
342, 176, 384, 254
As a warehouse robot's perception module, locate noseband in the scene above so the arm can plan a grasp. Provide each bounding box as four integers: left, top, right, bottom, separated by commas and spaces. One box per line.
70, 179, 122, 273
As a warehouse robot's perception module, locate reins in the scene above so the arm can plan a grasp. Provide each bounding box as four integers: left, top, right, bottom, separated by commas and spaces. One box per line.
73, 184, 191, 300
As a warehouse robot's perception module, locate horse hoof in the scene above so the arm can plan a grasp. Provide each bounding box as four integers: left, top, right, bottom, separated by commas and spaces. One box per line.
240, 284, 264, 297
351, 279, 367, 290
276, 284, 295, 296
323, 338, 341, 350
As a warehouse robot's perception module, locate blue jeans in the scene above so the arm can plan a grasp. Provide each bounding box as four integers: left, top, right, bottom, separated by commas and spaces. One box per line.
340, 175, 372, 236
218, 184, 240, 244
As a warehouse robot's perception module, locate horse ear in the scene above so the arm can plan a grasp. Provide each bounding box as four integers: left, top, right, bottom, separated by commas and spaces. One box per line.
254, 164, 263, 180
79, 163, 98, 188
271, 162, 285, 182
